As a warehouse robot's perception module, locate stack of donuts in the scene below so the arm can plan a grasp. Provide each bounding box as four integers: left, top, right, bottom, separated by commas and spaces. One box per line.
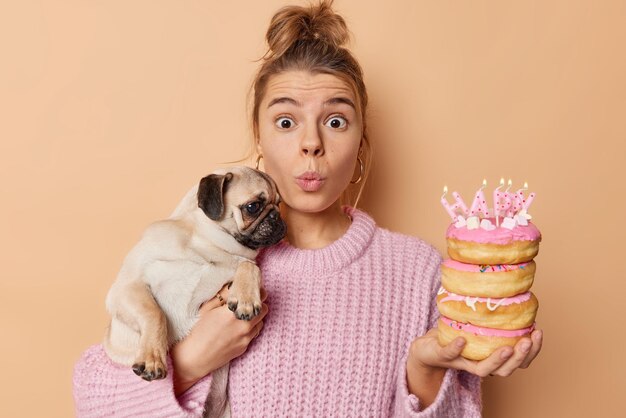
437, 182, 541, 360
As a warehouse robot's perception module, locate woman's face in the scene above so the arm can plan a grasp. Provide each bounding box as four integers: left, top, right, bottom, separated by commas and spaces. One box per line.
257, 70, 362, 214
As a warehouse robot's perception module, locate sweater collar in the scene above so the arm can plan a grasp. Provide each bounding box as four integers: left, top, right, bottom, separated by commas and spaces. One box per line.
258, 206, 377, 275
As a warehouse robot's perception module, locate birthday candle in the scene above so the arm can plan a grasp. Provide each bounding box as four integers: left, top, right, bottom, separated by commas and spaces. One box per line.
504, 179, 515, 217
469, 179, 491, 218
440, 186, 457, 220
512, 181, 529, 217
522, 191, 536, 211
493, 178, 505, 227
452, 191, 469, 216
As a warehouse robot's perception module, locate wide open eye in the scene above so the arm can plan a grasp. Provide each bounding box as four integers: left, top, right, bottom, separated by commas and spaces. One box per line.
325, 116, 347, 129
245, 201, 262, 215
275, 117, 295, 129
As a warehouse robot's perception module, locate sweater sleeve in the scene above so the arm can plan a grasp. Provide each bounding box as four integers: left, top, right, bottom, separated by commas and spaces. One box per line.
392, 247, 482, 417
72, 344, 212, 418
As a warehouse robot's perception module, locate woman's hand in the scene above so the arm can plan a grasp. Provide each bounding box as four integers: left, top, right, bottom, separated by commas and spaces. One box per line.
405, 326, 543, 408
409, 326, 543, 377
171, 284, 268, 396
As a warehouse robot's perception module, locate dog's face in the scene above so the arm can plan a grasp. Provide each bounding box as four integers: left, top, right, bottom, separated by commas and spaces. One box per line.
197, 166, 286, 250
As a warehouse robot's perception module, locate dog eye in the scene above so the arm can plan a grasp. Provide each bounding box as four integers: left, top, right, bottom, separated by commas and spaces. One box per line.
245, 201, 262, 215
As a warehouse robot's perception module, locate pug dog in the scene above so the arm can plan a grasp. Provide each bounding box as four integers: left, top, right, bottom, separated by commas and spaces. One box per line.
103, 166, 286, 418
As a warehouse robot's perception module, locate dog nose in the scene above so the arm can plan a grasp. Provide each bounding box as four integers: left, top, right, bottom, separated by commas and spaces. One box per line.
269, 209, 278, 220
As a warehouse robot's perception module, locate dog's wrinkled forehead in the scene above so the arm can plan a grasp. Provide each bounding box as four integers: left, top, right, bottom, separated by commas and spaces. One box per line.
214, 166, 280, 206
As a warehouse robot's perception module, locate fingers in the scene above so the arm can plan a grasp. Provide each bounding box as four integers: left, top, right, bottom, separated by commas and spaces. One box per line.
198, 284, 228, 311
488, 329, 543, 377
439, 337, 467, 362
248, 318, 264, 340
519, 329, 543, 368
238, 303, 267, 343
410, 328, 468, 371
488, 338, 531, 377
468, 346, 514, 377
228, 302, 268, 332
249, 302, 269, 325
414, 327, 543, 378
200, 285, 268, 313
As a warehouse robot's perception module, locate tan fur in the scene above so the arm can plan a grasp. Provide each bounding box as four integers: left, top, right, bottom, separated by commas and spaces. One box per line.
102, 166, 284, 418
226, 261, 262, 317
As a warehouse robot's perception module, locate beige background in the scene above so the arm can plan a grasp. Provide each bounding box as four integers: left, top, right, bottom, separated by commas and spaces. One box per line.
1, 1, 624, 416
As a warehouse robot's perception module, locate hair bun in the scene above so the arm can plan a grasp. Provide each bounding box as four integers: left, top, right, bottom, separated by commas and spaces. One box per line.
265, 0, 349, 60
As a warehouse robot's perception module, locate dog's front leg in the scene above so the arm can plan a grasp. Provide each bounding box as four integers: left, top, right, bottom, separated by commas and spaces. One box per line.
113, 281, 168, 381
227, 260, 262, 321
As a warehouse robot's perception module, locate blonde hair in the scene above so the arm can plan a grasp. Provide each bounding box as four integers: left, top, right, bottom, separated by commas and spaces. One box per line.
246, 0, 372, 208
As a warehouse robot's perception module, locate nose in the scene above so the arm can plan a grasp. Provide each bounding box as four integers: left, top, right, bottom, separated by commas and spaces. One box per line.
269, 209, 279, 220
300, 125, 324, 157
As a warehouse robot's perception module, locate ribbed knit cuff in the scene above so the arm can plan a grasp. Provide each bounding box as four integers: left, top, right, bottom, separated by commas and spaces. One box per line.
394, 351, 459, 418
176, 373, 213, 413
73, 344, 212, 417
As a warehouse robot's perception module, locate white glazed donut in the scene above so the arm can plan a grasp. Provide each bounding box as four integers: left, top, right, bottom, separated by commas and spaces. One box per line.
436, 287, 538, 330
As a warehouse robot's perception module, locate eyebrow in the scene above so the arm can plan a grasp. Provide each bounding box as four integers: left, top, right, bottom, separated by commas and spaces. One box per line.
267, 96, 356, 110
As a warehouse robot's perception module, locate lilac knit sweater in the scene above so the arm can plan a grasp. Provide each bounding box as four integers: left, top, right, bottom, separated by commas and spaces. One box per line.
73, 207, 482, 417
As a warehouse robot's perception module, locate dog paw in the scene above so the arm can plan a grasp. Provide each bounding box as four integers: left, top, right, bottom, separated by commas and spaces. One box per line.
132, 349, 167, 381
227, 295, 262, 321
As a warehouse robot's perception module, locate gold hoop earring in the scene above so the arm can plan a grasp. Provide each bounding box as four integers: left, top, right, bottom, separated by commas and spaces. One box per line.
350, 155, 364, 184
255, 154, 263, 170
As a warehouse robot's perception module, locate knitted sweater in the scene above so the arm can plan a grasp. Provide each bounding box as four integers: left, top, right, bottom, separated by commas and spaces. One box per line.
73, 207, 482, 417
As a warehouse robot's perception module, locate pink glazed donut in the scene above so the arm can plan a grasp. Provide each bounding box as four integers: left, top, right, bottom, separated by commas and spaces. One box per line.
441, 259, 536, 298
438, 316, 535, 361
445, 218, 541, 264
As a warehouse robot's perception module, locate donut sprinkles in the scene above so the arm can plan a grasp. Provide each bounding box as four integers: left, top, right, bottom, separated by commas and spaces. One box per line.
477, 263, 526, 273
480, 264, 510, 273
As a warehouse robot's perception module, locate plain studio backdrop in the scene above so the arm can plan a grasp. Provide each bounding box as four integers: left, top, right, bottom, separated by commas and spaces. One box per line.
1, 1, 624, 417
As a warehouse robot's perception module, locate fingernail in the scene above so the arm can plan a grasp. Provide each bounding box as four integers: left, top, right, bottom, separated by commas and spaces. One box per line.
456, 339, 465, 348
521, 342, 531, 352
501, 349, 513, 360
534, 330, 543, 341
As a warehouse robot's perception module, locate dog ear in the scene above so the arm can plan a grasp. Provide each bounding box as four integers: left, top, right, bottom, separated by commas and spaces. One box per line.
197, 173, 233, 220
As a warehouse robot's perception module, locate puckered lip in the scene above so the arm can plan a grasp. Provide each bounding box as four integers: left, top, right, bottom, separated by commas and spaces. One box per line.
295, 171, 325, 181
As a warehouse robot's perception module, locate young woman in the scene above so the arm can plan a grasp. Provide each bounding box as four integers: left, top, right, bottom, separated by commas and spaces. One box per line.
73, 2, 542, 416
